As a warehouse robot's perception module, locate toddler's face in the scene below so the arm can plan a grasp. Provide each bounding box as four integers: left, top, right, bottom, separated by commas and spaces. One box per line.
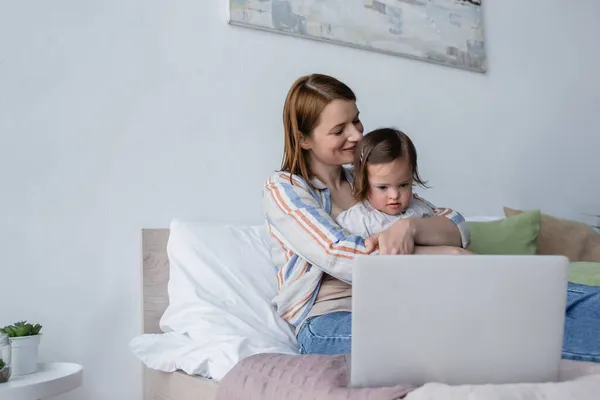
366, 158, 413, 215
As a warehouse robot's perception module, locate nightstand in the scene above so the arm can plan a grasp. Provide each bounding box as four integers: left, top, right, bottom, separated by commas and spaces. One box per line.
0, 362, 83, 400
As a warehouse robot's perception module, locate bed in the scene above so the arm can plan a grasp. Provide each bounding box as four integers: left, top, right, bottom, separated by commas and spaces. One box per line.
142, 229, 219, 400
139, 223, 600, 400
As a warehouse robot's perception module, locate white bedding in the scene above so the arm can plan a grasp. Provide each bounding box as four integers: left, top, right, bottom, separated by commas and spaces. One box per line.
130, 219, 298, 381
406, 370, 600, 400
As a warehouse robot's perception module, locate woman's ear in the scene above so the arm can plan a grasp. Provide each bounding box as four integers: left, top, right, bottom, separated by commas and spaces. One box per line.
299, 134, 312, 150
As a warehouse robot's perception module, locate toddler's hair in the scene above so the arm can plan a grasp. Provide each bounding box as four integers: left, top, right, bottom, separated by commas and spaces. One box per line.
353, 128, 428, 201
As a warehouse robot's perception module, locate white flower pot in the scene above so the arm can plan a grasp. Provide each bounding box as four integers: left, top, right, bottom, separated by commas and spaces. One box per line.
9, 335, 41, 376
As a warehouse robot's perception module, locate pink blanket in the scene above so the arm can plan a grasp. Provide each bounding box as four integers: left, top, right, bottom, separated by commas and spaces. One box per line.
216, 354, 600, 400
216, 353, 412, 400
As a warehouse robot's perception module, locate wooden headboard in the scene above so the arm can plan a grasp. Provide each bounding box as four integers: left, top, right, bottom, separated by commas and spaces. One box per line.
142, 229, 170, 334
141, 229, 220, 400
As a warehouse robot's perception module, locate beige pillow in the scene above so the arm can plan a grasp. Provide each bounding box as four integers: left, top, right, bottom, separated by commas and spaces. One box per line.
504, 207, 600, 262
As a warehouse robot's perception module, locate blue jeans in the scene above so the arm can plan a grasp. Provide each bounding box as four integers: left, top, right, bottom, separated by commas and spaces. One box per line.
563, 283, 600, 362
297, 283, 600, 362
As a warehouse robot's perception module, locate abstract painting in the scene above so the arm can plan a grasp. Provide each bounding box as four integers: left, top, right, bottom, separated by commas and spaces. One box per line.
227, 0, 487, 73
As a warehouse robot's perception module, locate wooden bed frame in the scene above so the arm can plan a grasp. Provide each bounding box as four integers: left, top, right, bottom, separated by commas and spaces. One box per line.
142, 229, 219, 400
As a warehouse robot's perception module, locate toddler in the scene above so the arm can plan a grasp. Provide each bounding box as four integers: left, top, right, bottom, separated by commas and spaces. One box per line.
336, 128, 470, 254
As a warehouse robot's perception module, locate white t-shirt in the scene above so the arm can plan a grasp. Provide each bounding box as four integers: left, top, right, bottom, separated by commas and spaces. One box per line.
336, 195, 437, 237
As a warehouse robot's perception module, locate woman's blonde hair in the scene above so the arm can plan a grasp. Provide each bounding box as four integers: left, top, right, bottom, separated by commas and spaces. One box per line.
352, 128, 429, 201
280, 74, 356, 186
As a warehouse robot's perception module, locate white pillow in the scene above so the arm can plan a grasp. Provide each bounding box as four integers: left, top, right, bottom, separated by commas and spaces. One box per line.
145, 219, 297, 379
466, 216, 504, 222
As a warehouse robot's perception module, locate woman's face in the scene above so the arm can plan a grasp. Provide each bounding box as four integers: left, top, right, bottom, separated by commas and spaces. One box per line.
301, 99, 364, 166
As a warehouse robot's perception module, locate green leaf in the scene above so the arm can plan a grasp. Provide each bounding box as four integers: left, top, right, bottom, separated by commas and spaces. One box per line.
1, 321, 42, 337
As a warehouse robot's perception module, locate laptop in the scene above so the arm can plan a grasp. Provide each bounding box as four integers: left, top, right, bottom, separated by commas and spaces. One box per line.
350, 255, 569, 388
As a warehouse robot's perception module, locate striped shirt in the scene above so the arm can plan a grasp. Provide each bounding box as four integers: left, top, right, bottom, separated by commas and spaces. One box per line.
263, 168, 470, 328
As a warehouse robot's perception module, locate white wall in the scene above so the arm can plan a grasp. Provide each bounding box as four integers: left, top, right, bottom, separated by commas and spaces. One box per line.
1, 0, 598, 398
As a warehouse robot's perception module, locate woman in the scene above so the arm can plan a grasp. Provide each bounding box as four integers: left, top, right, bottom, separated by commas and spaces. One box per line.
263, 73, 600, 362
263, 74, 469, 355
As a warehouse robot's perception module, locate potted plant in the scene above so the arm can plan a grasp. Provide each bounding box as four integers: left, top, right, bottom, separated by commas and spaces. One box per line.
1, 321, 42, 376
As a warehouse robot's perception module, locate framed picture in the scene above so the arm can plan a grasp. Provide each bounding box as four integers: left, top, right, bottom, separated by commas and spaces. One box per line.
227, 0, 487, 73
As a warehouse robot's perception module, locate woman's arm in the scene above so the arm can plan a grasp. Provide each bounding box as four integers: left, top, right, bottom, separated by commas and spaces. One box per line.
414, 245, 472, 255
411, 194, 470, 248
367, 195, 470, 254
264, 172, 373, 284
410, 216, 462, 247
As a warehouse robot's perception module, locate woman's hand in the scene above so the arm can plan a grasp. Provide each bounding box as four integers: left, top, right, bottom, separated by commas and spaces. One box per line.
365, 219, 416, 255
414, 246, 473, 255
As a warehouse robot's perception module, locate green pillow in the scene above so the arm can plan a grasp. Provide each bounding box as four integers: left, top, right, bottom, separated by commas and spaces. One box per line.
569, 262, 600, 286
467, 210, 541, 255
